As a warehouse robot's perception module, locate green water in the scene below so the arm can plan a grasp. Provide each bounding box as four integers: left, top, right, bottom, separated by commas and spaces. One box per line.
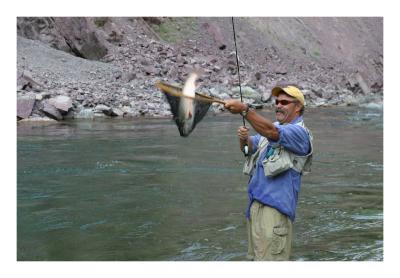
17, 107, 383, 260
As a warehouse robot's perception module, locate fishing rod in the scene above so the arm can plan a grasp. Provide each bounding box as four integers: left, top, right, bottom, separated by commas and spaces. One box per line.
231, 17, 249, 156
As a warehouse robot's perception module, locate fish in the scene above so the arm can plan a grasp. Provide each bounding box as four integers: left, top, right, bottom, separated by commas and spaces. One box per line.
156, 73, 224, 137
178, 72, 198, 136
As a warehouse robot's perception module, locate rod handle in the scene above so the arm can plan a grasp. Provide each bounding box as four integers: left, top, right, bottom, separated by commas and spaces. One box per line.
243, 144, 249, 157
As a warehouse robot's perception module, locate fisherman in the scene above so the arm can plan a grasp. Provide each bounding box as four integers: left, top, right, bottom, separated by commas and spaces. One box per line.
224, 85, 313, 261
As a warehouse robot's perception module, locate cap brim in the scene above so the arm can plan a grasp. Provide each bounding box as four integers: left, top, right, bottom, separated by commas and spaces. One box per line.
271, 87, 285, 97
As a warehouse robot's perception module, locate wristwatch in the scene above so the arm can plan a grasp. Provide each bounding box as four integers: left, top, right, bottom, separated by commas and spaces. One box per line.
240, 105, 250, 117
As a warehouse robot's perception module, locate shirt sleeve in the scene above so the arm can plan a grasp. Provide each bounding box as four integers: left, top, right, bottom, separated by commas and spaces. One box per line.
268, 123, 311, 156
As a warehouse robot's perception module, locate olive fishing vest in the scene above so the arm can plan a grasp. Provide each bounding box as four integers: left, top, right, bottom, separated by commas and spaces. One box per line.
243, 120, 313, 177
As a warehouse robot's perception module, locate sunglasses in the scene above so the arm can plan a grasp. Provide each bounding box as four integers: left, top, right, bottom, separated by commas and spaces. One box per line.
275, 99, 298, 106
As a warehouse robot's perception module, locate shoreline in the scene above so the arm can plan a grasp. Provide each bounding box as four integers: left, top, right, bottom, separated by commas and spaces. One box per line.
17, 101, 383, 124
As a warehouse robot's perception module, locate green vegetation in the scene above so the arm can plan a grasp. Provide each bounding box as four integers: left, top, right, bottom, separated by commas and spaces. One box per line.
151, 17, 199, 43
94, 17, 108, 28
312, 50, 320, 57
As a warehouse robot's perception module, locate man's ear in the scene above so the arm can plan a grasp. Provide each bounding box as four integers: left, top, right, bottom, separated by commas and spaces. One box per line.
295, 103, 302, 114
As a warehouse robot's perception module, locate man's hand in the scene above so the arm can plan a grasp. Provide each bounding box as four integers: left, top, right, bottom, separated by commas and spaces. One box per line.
225, 99, 247, 114
237, 125, 252, 154
237, 126, 249, 141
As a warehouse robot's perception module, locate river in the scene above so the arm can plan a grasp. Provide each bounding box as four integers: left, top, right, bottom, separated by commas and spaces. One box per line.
17, 106, 383, 261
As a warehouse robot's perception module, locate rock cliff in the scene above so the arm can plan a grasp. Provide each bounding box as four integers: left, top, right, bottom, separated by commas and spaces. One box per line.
17, 17, 383, 121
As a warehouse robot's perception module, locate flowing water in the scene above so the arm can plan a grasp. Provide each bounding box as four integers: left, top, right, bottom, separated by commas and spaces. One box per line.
17, 106, 383, 261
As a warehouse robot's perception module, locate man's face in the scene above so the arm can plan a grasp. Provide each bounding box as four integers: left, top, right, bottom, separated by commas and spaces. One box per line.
275, 93, 302, 124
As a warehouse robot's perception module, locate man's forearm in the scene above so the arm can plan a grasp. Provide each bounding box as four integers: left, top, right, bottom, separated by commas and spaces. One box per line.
245, 110, 279, 141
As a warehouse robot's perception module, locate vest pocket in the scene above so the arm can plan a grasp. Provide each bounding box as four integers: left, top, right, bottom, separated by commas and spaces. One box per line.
243, 155, 256, 176
262, 148, 293, 177
271, 226, 288, 255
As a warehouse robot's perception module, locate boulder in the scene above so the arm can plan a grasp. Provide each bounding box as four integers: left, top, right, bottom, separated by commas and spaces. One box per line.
17, 93, 36, 119
346, 73, 371, 95
48, 95, 73, 113
111, 108, 124, 117
17, 70, 45, 91
261, 91, 272, 102
17, 17, 71, 53
41, 102, 63, 120
232, 86, 261, 102
94, 104, 118, 116
355, 73, 371, 95
52, 17, 108, 60
63, 110, 75, 119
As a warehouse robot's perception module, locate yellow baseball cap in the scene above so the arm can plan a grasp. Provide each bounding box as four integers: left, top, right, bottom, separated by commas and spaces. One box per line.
271, 85, 305, 106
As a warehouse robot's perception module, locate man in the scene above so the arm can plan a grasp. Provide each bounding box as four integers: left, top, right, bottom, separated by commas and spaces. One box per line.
224, 85, 313, 261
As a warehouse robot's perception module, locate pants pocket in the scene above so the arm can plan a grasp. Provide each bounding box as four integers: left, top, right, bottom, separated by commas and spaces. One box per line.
271, 225, 288, 255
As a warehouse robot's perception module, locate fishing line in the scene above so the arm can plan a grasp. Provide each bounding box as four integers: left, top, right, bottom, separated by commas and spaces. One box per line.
231, 17, 249, 156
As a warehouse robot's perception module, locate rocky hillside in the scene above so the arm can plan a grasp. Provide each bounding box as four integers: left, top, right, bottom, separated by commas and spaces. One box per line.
16, 17, 383, 121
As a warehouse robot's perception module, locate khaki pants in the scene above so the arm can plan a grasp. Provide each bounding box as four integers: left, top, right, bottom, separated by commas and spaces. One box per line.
247, 200, 293, 261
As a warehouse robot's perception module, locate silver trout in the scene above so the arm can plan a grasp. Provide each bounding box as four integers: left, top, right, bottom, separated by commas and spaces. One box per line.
178, 72, 198, 136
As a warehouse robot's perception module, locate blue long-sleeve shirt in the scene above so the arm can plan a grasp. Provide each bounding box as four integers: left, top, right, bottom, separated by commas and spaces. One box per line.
247, 116, 311, 222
